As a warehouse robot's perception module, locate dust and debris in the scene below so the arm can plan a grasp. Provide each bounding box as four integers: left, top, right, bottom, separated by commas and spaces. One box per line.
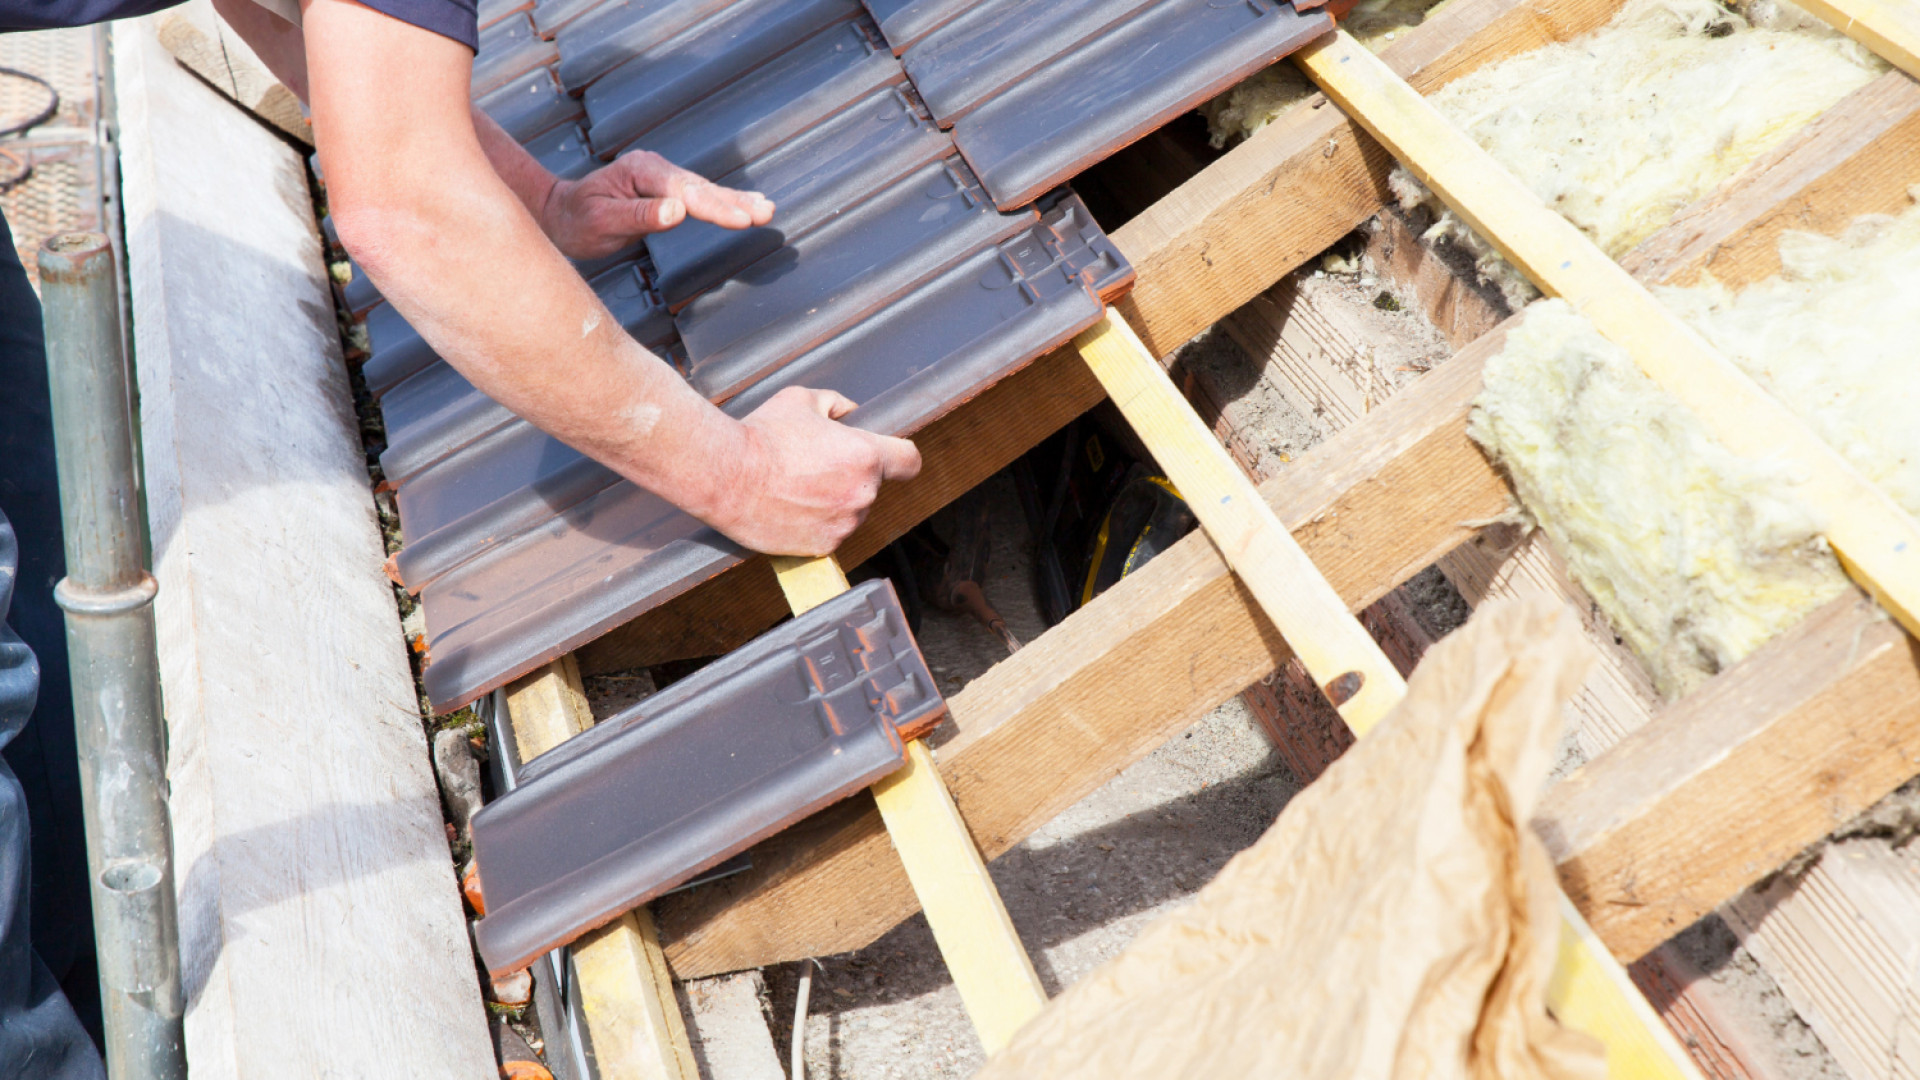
1664, 915, 1850, 1080
1175, 327, 1326, 478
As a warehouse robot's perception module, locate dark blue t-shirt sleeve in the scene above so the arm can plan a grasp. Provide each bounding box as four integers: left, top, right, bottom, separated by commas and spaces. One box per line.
0, 0, 186, 31
363, 0, 478, 51
0, 0, 477, 52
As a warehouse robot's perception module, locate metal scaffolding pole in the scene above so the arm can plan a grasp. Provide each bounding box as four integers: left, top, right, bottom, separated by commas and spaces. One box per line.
40, 231, 185, 1080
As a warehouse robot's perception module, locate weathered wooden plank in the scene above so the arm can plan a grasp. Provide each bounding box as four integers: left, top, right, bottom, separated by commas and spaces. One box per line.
115, 17, 492, 1077
1539, 593, 1920, 961
157, 1, 309, 144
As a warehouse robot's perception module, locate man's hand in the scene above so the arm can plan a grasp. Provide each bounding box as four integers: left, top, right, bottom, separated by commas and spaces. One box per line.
540, 150, 776, 261
704, 387, 922, 557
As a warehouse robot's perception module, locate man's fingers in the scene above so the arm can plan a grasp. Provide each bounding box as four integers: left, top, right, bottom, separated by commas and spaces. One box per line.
609, 149, 775, 231
679, 179, 775, 230
808, 389, 859, 419
629, 196, 685, 233
870, 433, 922, 482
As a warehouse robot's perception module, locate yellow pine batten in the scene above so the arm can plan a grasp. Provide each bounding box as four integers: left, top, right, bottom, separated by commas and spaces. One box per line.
767, 554, 1049, 1054
1072, 312, 1408, 735
1796, 0, 1920, 78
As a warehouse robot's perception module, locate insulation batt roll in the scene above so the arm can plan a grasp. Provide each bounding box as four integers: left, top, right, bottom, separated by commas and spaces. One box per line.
1470, 301, 1849, 698
1394, 0, 1885, 307
1659, 204, 1920, 518
1476, 198, 1920, 698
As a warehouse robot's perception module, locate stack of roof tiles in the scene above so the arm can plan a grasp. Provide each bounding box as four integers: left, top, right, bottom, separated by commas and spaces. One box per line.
348, 0, 1334, 710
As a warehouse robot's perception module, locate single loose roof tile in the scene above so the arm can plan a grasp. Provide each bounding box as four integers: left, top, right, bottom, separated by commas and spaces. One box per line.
948, 0, 1329, 209
469, 579, 939, 976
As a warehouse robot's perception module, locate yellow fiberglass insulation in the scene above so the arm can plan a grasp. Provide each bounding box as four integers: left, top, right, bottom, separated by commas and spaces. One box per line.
1661, 206, 1920, 518
1398, 0, 1884, 308
1201, 0, 1447, 147
1469, 301, 1851, 698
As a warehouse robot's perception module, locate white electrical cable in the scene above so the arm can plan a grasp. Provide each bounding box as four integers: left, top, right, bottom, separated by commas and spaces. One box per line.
791, 958, 823, 1079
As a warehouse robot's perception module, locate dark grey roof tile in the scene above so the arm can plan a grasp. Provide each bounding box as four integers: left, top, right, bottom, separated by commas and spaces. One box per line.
677, 157, 1034, 403
469, 578, 933, 976
644, 84, 951, 308
574, 0, 857, 134
950, 0, 1329, 209
473, 12, 561, 97
903, 0, 1159, 126
592, 17, 901, 175
477, 64, 584, 143
860, 0, 977, 53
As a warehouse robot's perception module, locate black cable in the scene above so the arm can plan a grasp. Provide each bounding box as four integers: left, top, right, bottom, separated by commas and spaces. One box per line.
0, 64, 59, 195
0, 64, 57, 138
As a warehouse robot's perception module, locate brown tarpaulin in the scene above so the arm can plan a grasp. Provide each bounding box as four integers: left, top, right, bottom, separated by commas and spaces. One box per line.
979, 598, 1607, 1079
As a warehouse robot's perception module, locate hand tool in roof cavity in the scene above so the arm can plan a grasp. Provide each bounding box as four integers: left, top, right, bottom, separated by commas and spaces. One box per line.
467, 578, 945, 977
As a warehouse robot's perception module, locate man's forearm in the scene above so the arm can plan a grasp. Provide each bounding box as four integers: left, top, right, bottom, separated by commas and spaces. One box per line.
473, 106, 562, 226
304, 0, 746, 521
